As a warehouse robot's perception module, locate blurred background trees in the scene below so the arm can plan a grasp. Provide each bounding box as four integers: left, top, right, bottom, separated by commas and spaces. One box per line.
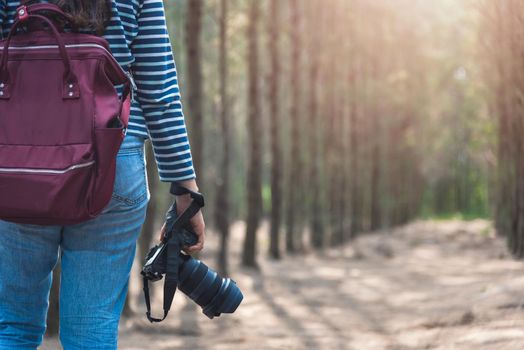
163, 0, 504, 261
482, 0, 524, 257
135, 0, 500, 267
45, 0, 524, 333
148, 0, 499, 272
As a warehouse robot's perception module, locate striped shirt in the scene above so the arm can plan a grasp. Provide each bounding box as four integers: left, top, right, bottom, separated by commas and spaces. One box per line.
0, 0, 196, 182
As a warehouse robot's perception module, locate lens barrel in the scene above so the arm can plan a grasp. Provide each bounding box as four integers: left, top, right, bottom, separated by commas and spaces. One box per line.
178, 254, 243, 319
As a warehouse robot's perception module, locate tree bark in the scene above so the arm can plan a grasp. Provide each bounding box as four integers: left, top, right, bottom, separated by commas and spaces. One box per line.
308, 0, 324, 250
349, 64, 361, 237
215, 0, 231, 275
45, 262, 60, 336
285, 0, 302, 254
185, 0, 204, 176
369, 27, 382, 232
242, 0, 262, 268
268, 0, 282, 260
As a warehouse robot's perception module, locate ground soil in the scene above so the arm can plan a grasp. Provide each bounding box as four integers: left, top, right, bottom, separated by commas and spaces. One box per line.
41, 219, 524, 350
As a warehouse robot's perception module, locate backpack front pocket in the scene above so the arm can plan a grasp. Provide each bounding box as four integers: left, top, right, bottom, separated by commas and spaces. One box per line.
88, 126, 125, 216
0, 143, 96, 225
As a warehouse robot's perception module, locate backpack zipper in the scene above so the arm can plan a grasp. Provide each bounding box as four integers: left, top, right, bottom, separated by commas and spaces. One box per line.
0, 160, 95, 175
0, 43, 128, 76
1, 43, 132, 105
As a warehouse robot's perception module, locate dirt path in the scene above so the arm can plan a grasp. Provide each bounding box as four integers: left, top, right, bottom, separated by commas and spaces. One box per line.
41, 220, 524, 350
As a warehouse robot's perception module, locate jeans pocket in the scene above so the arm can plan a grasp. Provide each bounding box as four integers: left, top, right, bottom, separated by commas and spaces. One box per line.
110, 147, 148, 206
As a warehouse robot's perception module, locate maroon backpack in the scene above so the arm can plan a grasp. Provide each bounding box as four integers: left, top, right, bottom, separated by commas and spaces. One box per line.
0, 2, 132, 225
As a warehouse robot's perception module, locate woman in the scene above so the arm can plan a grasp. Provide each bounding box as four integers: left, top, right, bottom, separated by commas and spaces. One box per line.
0, 0, 205, 348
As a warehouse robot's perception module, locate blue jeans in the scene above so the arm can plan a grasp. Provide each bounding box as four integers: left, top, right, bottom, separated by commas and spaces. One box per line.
0, 134, 150, 349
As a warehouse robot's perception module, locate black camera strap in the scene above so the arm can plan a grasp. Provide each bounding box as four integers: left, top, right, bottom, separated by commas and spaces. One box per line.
143, 185, 205, 323
143, 275, 159, 321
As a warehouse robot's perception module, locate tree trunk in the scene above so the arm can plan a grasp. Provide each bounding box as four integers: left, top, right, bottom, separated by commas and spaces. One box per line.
129, 140, 160, 313
369, 45, 382, 232
308, 0, 323, 250
348, 3, 362, 237
215, 0, 231, 275
45, 261, 60, 336
349, 71, 361, 237
121, 277, 133, 317
242, 0, 262, 268
185, 0, 204, 176
139, 141, 159, 264
285, 0, 302, 254
268, 0, 282, 260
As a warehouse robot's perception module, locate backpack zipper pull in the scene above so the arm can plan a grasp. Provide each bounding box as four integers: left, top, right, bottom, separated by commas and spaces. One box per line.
126, 71, 137, 102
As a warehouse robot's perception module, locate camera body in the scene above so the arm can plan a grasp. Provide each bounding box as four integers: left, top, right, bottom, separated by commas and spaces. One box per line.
142, 228, 198, 282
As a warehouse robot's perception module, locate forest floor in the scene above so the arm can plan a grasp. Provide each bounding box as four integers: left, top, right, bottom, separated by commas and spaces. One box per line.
40, 219, 524, 350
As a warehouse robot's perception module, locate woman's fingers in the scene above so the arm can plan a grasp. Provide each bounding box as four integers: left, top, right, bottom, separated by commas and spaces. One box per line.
184, 211, 205, 254
169, 191, 206, 253
160, 206, 205, 253
159, 221, 167, 242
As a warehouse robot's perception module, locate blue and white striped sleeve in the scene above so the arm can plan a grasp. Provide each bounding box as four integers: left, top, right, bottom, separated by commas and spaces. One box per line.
131, 0, 196, 182
0, 2, 6, 40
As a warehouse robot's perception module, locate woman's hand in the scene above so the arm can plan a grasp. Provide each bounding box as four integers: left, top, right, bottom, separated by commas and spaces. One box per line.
158, 179, 205, 254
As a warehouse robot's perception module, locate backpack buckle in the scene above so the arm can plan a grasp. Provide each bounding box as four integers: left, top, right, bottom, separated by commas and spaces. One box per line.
16, 6, 29, 22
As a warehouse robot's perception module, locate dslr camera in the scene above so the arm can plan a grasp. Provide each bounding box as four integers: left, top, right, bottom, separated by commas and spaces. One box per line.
141, 186, 243, 322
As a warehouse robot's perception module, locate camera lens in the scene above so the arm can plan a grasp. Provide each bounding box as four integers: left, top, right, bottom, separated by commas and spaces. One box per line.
178, 254, 243, 319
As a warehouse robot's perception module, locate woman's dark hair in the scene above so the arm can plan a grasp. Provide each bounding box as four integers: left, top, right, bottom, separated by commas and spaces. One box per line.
51, 0, 112, 35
